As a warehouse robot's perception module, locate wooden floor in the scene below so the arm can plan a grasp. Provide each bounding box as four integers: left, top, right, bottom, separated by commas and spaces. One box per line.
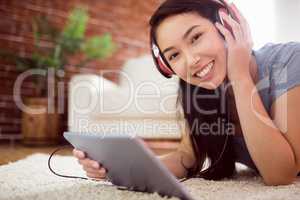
0, 142, 72, 165
0, 140, 178, 166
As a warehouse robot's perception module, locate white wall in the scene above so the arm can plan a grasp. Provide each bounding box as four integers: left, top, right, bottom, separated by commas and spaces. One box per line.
233, 0, 300, 49
273, 0, 300, 43
233, 0, 276, 49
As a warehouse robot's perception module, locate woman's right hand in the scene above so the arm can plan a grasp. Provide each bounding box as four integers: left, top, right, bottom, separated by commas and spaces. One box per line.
73, 148, 107, 180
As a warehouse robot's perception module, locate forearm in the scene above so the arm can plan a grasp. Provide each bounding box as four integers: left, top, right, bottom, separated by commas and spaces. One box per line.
158, 150, 194, 179
232, 77, 298, 185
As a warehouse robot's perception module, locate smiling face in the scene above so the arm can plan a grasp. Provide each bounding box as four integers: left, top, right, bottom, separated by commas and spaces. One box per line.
156, 12, 227, 89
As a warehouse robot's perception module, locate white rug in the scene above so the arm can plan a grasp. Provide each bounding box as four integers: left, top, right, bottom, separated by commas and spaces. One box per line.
1, 154, 299, 200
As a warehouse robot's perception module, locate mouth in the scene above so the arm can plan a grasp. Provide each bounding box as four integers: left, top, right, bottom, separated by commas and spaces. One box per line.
193, 61, 215, 80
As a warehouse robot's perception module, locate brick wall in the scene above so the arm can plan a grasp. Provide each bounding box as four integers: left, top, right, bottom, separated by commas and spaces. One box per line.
0, 0, 162, 139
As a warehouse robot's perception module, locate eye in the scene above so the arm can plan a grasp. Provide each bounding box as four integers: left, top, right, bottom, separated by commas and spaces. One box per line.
191, 33, 202, 43
168, 52, 179, 61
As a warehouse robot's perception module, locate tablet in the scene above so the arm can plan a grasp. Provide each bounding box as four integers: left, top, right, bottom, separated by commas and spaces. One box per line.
63, 131, 194, 200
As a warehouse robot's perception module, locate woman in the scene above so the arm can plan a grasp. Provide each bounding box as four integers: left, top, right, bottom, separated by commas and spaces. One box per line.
73, 0, 300, 186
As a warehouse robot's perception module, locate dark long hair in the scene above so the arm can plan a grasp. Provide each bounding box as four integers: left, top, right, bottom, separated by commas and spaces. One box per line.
149, 0, 236, 180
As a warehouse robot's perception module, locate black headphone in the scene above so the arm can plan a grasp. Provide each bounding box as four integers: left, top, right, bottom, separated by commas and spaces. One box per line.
151, 0, 234, 78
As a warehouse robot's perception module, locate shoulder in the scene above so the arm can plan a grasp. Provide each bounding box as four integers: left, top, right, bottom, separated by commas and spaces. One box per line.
254, 42, 300, 109
264, 42, 300, 106
255, 42, 300, 66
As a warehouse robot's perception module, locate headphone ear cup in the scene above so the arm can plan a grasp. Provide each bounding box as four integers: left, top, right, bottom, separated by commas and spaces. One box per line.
215, 9, 224, 25
157, 55, 173, 78
216, 8, 234, 36
152, 42, 173, 78
215, 8, 225, 39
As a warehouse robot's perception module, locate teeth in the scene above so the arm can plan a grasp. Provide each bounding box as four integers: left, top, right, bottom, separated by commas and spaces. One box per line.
195, 62, 214, 78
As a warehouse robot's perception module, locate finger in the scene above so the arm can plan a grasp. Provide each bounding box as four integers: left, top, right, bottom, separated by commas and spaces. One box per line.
81, 159, 100, 169
83, 166, 107, 175
78, 159, 100, 169
86, 169, 106, 178
244, 22, 253, 46
219, 10, 243, 41
86, 172, 106, 179
229, 3, 253, 43
223, 0, 241, 24
215, 22, 234, 45
73, 149, 85, 159
230, 3, 247, 24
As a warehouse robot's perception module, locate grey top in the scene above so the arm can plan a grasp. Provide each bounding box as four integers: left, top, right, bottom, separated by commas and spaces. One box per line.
232, 42, 300, 173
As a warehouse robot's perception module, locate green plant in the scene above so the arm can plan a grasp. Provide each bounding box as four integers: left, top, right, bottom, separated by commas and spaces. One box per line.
1, 6, 116, 96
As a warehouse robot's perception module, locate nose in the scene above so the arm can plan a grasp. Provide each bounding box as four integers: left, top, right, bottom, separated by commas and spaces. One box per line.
184, 49, 201, 71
